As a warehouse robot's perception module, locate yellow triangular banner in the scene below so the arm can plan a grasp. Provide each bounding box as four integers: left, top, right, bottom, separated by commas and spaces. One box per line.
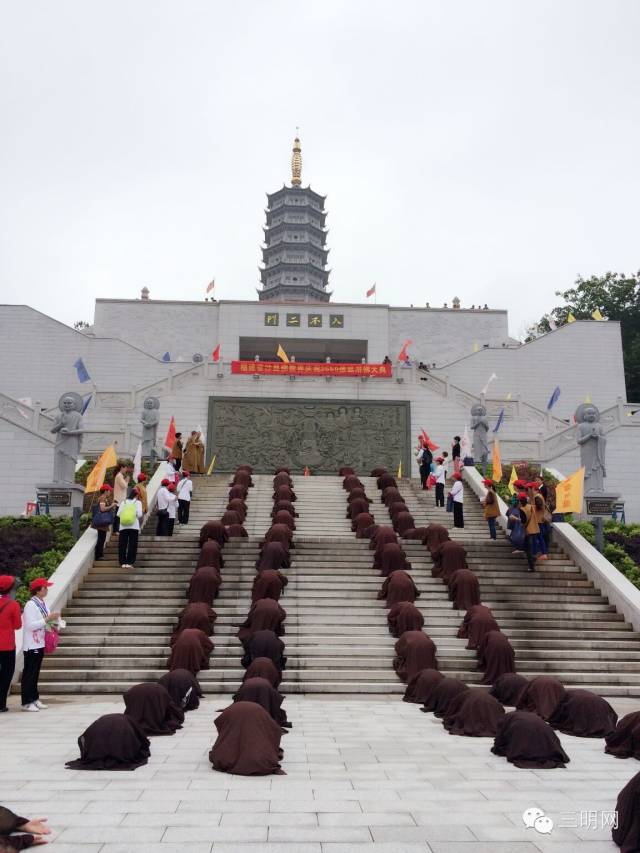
507, 465, 518, 495
397, 459, 402, 479
555, 467, 585, 514
567, 312, 576, 323
84, 445, 118, 494
592, 308, 604, 321
206, 454, 217, 476
276, 344, 289, 363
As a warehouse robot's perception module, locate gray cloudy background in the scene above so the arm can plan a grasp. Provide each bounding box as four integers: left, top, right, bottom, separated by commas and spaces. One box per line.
1, 0, 638, 337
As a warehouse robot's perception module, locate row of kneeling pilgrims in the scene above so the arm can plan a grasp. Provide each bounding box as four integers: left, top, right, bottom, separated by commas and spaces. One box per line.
64, 478, 214, 771
208, 465, 293, 776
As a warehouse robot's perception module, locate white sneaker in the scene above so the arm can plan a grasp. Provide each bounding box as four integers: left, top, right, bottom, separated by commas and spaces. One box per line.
22, 703, 39, 712
34, 700, 48, 710
121, 564, 128, 569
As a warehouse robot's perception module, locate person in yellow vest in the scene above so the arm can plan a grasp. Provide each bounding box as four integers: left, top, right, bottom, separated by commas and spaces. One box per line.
171, 433, 183, 471
136, 472, 149, 514
482, 479, 501, 541
519, 490, 541, 571
183, 431, 205, 474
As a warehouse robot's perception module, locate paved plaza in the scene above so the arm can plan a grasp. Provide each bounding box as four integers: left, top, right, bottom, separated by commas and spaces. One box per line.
1, 695, 637, 852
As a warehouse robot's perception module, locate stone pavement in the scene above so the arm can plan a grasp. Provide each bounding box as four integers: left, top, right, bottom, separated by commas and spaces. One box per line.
1, 695, 637, 853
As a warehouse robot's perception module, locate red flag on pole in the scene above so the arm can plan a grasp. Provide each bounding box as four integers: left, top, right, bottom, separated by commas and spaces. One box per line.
397, 339, 413, 362
206, 279, 215, 294
212, 344, 221, 363
164, 416, 177, 451
366, 283, 376, 298
421, 428, 439, 451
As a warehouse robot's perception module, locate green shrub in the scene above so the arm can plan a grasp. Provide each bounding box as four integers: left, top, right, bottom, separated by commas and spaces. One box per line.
571, 521, 596, 545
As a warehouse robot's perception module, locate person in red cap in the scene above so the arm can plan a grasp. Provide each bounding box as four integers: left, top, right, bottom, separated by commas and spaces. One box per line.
166, 483, 178, 535
21, 578, 60, 712
156, 478, 177, 536
433, 457, 446, 507
0, 575, 21, 712
448, 472, 464, 528
482, 479, 501, 541
136, 472, 149, 514
176, 471, 193, 525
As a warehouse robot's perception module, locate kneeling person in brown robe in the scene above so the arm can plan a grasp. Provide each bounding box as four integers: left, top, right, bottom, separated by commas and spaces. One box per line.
210, 702, 284, 776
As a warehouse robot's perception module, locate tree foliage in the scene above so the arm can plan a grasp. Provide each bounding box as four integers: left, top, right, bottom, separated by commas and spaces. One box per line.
531, 271, 640, 402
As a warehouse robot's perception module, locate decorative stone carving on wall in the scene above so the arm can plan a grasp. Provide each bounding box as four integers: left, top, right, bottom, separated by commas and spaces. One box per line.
207, 397, 411, 474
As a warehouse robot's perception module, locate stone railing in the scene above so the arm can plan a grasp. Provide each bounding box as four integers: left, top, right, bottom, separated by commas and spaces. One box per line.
0, 392, 55, 435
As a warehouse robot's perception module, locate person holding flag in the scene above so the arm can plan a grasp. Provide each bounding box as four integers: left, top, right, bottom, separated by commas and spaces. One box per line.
415, 435, 433, 490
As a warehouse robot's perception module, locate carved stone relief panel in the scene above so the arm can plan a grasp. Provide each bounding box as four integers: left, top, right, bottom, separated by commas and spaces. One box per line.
207, 397, 411, 474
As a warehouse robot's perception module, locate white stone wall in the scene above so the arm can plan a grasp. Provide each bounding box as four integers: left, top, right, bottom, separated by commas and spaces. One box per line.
0, 418, 53, 516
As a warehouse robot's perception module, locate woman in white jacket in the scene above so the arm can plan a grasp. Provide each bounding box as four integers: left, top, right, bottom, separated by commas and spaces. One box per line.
21, 578, 59, 712
449, 472, 464, 529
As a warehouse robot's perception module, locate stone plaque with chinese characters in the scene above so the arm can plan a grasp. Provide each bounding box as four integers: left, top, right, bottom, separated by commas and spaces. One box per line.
286, 313, 301, 327
308, 314, 323, 328
207, 397, 410, 474
264, 312, 279, 326
329, 314, 344, 328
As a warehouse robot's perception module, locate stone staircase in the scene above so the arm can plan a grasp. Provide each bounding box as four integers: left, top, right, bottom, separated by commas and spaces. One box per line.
38, 473, 640, 696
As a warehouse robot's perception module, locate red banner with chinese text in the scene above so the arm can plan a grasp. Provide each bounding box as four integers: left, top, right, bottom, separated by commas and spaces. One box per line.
231, 361, 392, 378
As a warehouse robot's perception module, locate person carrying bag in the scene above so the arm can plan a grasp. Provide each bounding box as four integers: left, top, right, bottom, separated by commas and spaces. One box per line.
91, 484, 115, 561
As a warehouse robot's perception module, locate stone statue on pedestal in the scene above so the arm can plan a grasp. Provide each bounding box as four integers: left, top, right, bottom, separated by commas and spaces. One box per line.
575, 403, 607, 494
470, 403, 489, 464
141, 396, 160, 459
51, 393, 85, 483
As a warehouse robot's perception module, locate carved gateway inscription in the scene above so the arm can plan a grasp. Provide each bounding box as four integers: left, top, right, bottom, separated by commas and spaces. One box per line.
207, 397, 411, 474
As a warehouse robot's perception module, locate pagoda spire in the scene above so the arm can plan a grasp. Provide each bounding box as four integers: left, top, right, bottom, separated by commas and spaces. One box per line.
291, 133, 302, 187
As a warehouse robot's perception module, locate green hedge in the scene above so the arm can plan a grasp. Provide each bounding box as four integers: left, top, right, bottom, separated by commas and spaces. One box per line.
570, 519, 640, 591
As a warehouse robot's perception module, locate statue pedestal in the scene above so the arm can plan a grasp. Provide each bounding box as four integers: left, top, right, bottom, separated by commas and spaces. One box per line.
36, 483, 85, 518
584, 493, 621, 553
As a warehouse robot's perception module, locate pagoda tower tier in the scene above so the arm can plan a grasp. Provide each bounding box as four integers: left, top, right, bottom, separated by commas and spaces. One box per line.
259, 136, 331, 303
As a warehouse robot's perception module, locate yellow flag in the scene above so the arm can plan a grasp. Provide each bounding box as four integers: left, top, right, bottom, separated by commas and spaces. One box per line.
206, 454, 217, 476
397, 459, 402, 478
491, 439, 502, 483
567, 312, 576, 323
585, 394, 592, 404
84, 445, 118, 493
276, 344, 289, 363
592, 308, 604, 321
554, 467, 585, 514
505, 392, 512, 401
472, 341, 479, 353
507, 465, 518, 495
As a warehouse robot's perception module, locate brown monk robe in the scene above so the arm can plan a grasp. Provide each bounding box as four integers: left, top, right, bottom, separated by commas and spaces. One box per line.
448, 569, 481, 610
442, 689, 505, 737
424, 678, 470, 718
477, 631, 516, 684
273, 467, 289, 475
343, 474, 363, 491
402, 526, 430, 540
199, 521, 229, 548
261, 524, 294, 549
256, 541, 290, 571
171, 603, 217, 644
422, 523, 450, 555
273, 485, 297, 503
606, 711, 640, 760
352, 512, 375, 536
548, 689, 618, 738
209, 701, 284, 776
273, 510, 296, 530
230, 471, 253, 489
339, 466, 356, 476
123, 683, 184, 736
490, 673, 528, 706
388, 501, 410, 520
65, 713, 151, 771
516, 676, 567, 721
491, 710, 570, 768
370, 466, 387, 478
379, 543, 412, 577
237, 464, 254, 474
0, 806, 41, 849
252, 569, 288, 602
167, 628, 213, 674
381, 487, 402, 506
197, 540, 224, 569
221, 510, 242, 527
612, 771, 640, 852
432, 541, 468, 582
241, 630, 286, 670
187, 567, 221, 605
229, 484, 249, 501
457, 605, 500, 650
378, 570, 420, 607
243, 656, 282, 688
237, 599, 287, 643
234, 677, 289, 728
347, 498, 370, 520
272, 499, 299, 519
347, 488, 371, 505
371, 525, 398, 555
226, 499, 247, 521
393, 631, 438, 682
387, 601, 424, 637
393, 512, 417, 537
273, 472, 293, 489
403, 668, 444, 704
159, 668, 203, 711
227, 523, 248, 538
377, 473, 397, 490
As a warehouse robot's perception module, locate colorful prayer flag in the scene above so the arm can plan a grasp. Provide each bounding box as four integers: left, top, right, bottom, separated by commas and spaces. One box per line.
397, 339, 413, 362
276, 344, 289, 363
206, 454, 217, 476
482, 373, 497, 395
164, 416, 177, 451
507, 465, 518, 495
472, 341, 480, 353
303, 466, 311, 476
397, 459, 403, 478
132, 442, 142, 481
162, 352, 171, 362
493, 409, 505, 433
592, 308, 604, 321
206, 278, 215, 294
548, 316, 557, 331
212, 344, 221, 363
547, 386, 561, 410
420, 429, 439, 451
554, 467, 585, 514
366, 283, 376, 298
460, 426, 471, 459
84, 445, 118, 493
566, 312, 576, 324
74, 357, 91, 383
81, 394, 92, 414
491, 439, 503, 483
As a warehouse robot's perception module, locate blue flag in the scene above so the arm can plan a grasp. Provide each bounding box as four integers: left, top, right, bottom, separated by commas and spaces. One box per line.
74, 357, 91, 383
493, 409, 505, 432
81, 394, 92, 414
162, 352, 171, 362
547, 386, 561, 410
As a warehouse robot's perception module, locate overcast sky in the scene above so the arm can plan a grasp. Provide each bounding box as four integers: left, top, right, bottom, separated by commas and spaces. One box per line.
1, 0, 638, 338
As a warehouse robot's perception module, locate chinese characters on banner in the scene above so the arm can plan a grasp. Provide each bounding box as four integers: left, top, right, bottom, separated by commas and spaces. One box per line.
231, 360, 393, 378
